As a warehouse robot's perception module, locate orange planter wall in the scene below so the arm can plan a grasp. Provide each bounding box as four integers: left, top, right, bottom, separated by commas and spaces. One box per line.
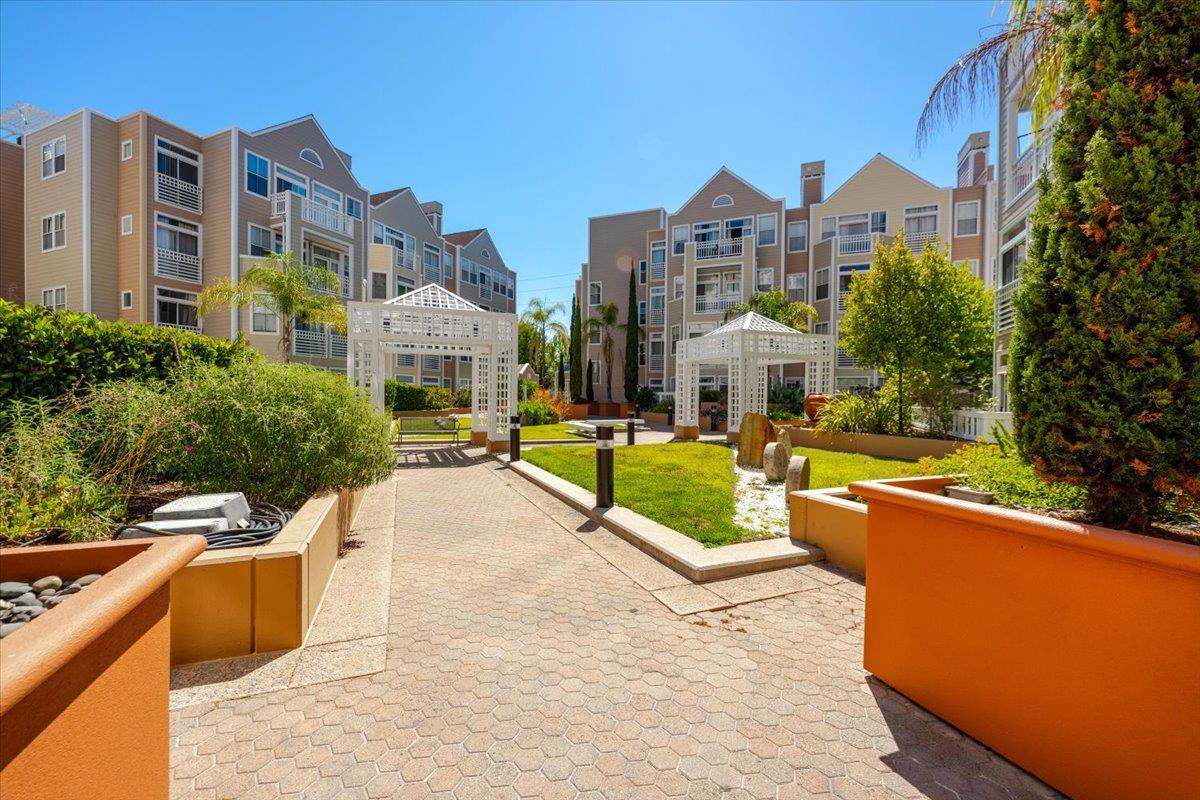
851, 480, 1200, 800
0, 537, 204, 800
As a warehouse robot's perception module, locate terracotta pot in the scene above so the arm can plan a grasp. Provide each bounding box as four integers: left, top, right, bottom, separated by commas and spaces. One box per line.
803, 393, 831, 422
1, 536, 205, 799
849, 480, 1200, 800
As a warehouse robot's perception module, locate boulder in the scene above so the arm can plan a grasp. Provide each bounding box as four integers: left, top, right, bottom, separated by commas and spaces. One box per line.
786, 455, 811, 495
764, 430, 793, 481
736, 412, 777, 468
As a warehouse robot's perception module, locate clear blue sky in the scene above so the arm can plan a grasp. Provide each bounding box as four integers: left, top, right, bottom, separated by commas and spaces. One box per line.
0, 0, 1002, 312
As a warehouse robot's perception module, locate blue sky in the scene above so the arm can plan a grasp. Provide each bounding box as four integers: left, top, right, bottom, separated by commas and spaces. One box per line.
0, 0, 1002, 311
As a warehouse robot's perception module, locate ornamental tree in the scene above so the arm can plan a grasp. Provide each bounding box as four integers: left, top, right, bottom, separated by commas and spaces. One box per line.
624, 270, 642, 402
1010, 0, 1200, 532
569, 295, 583, 401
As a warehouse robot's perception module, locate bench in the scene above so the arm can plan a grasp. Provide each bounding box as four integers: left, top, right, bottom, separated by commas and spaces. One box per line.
392, 415, 461, 444
564, 419, 645, 438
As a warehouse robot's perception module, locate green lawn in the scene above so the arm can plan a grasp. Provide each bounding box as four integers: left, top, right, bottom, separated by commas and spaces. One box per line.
391, 417, 613, 442
522, 442, 914, 548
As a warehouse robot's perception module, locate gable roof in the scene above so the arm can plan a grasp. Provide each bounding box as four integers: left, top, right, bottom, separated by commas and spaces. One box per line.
672, 166, 782, 216
706, 312, 800, 337
820, 153, 943, 206
370, 187, 411, 207
444, 228, 485, 247
246, 114, 366, 193
383, 282, 482, 311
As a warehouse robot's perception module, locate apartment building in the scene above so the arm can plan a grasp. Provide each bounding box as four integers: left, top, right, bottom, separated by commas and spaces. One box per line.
5, 104, 517, 377
576, 133, 993, 399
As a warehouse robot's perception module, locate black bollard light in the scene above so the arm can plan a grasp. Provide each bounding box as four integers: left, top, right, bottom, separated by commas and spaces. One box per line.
626, 410, 636, 446
595, 425, 614, 508
509, 414, 521, 461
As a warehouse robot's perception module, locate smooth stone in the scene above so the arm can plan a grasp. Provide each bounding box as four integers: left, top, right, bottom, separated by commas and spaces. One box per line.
764, 430, 793, 481
75, 574, 102, 587
38, 588, 56, 598
10, 606, 45, 621
32, 576, 62, 593
43, 596, 67, 608
0, 607, 10, 621
785, 455, 812, 495
0, 599, 12, 611
58, 585, 81, 596
736, 412, 777, 468
13, 592, 40, 607
0, 622, 26, 638
0, 582, 32, 600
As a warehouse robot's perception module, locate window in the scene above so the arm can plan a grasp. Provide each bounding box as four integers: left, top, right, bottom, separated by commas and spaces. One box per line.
650, 335, 664, 365
1001, 240, 1026, 285
787, 220, 808, 252
393, 373, 415, 384
311, 182, 342, 211
156, 215, 199, 255
672, 225, 688, 255
396, 275, 415, 296
650, 241, 666, 279
41, 212, 66, 251
838, 264, 870, 296
955, 201, 980, 236
787, 273, 807, 303
443, 250, 453, 281
275, 164, 308, 196
724, 217, 753, 240
156, 138, 200, 186
650, 379, 663, 392
870, 211, 887, 234
638, 301, 646, 325
370, 272, 388, 300
814, 268, 830, 301
422, 376, 441, 387
481, 248, 491, 259
299, 148, 323, 168
670, 324, 681, 354
904, 205, 939, 234
638, 341, 646, 367
41, 286, 66, 310
713, 194, 734, 207
589, 327, 600, 345
248, 224, 277, 257
649, 286, 665, 316
121, 139, 134, 161
673, 275, 684, 300
345, 196, 363, 220
246, 152, 270, 197
638, 260, 647, 285
422, 355, 440, 371
155, 287, 199, 331
693, 220, 720, 243
121, 290, 133, 310
251, 296, 277, 333
42, 137, 65, 178
478, 267, 492, 299
814, 322, 830, 335
423, 245, 441, 283
837, 213, 869, 237
820, 217, 836, 240
588, 281, 601, 305
756, 268, 774, 292
757, 214, 777, 247
121, 214, 133, 236
957, 155, 973, 187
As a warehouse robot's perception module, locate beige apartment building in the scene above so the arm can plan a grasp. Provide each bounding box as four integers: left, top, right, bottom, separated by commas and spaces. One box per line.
6, 104, 516, 378
576, 133, 994, 399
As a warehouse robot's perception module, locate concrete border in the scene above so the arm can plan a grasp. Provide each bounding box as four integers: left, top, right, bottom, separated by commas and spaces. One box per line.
501, 455, 823, 582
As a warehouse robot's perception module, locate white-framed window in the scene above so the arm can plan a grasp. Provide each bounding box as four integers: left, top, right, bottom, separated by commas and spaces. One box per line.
837, 213, 869, 237
671, 225, 688, 255
638, 260, 647, 285
395, 353, 416, 368
814, 321, 830, 335
156, 137, 201, 205
712, 194, 734, 208
650, 241, 666, 279
1000, 237, 1026, 285
155, 214, 201, 282
370, 272, 389, 300
673, 275, 684, 300
955, 201, 980, 236
299, 148, 324, 168
121, 139, 134, 161
814, 268, 830, 301
245, 151, 270, 197
274, 164, 308, 196
820, 216, 836, 240
589, 326, 600, 345
693, 220, 720, 243
478, 266, 492, 299
649, 378, 663, 392
443, 250, 453, 281
396, 274, 416, 296
649, 286, 665, 320
756, 268, 774, 292
120, 214, 133, 236
154, 286, 199, 331
588, 281, 601, 306
41, 286, 66, 310
251, 295, 278, 333
904, 205, 939, 234
423, 244, 442, 283
42, 137, 65, 178
757, 213, 777, 247
41, 212, 66, 251
787, 273, 807, 303
345, 196, 363, 220
121, 290, 133, 310
422, 354, 440, 371
422, 376, 440, 387
393, 373, 415, 384
724, 217, 753, 240
248, 223, 278, 257
311, 181, 342, 212
670, 324, 681, 354
638, 301, 646, 325
870, 211, 887, 233
787, 220, 808, 252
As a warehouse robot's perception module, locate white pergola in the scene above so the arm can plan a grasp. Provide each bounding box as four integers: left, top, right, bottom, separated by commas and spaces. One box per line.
675, 312, 835, 435
347, 284, 518, 448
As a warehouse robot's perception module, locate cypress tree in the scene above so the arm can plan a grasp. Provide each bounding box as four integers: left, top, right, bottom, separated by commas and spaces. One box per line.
623, 270, 640, 402
1011, 0, 1200, 532
585, 359, 595, 403
569, 295, 583, 401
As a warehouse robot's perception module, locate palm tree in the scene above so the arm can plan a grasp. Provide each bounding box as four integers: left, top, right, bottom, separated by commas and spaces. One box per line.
583, 302, 621, 401
519, 298, 568, 388
917, 1, 1066, 151
197, 250, 347, 363
723, 289, 817, 332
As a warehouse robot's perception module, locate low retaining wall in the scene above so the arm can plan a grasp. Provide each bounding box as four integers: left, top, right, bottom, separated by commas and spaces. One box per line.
588, 402, 634, 417
786, 427, 961, 460
643, 411, 671, 426
169, 487, 366, 665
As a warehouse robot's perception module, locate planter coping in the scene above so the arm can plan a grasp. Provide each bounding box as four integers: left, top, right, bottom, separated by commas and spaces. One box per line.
0, 536, 206, 716
851, 479, 1200, 578
503, 456, 823, 582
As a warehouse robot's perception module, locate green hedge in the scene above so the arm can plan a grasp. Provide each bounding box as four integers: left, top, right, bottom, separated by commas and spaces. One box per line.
384, 379, 461, 411
0, 301, 249, 404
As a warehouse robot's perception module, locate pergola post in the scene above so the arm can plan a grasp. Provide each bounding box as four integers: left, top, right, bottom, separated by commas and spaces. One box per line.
471, 347, 490, 447
674, 353, 701, 440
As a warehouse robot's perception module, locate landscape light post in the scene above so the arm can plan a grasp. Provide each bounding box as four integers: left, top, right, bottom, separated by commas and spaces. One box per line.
626, 410, 636, 446
509, 415, 521, 461
595, 425, 614, 508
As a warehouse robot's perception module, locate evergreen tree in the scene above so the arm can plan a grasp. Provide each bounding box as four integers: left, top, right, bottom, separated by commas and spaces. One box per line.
569, 295, 583, 401
624, 270, 641, 402
585, 359, 595, 403
1011, 0, 1200, 532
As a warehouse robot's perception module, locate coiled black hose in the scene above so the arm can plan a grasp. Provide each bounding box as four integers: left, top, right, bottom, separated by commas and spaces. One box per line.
115, 503, 294, 550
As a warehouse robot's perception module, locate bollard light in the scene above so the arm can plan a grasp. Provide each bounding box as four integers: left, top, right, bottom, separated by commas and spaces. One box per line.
626, 410, 636, 446
509, 414, 521, 462
595, 425, 614, 508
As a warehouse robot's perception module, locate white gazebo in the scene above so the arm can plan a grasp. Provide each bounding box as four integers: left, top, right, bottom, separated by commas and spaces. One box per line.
347, 284, 518, 451
674, 312, 834, 438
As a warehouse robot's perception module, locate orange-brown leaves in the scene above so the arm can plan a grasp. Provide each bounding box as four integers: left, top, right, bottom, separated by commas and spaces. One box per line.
1125, 11, 1139, 34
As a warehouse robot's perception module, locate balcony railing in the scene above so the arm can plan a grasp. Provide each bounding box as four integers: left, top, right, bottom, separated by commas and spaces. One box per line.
293, 328, 328, 358
996, 279, 1020, 332
649, 308, 664, 326
394, 247, 416, 271
156, 173, 202, 213
649, 354, 664, 371
838, 233, 875, 255
1008, 135, 1052, 207
330, 333, 347, 359
271, 192, 355, 236
158, 320, 201, 333
694, 294, 741, 314
836, 348, 858, 368
155, 248, 202, 282
650, 260, 666, 280
695, 237, 745, 260
837, 290, 851, 312
950, 409, 1012, 443
904, 230, 940, 251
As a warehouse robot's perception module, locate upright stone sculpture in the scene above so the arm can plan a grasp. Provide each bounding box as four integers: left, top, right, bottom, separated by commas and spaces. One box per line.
736, 412, 776, 468
763, 429, 793, 481
786, 455, 811, 495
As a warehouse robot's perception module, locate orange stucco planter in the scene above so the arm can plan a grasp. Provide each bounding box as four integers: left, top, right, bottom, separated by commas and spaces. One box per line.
1, 536, 205, 800
850, 480, 1200, 800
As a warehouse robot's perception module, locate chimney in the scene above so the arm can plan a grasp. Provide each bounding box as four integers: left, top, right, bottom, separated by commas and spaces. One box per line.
956, 132, 991, 187
422, 200, 443, 235
801, 161, 825, 206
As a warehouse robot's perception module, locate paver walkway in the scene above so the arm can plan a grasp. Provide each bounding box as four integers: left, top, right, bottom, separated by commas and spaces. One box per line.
170, 450, 1059, 800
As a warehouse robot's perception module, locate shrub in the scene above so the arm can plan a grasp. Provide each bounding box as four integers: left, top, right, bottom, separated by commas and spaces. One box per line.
518, 399, 559, 426
1010, 0, 1200, 531
633, 385, 657, 412
518, 378, 539, 400
815, 384, 901, 435
699, 388, 727, 404
651, 398, 675, 414
384, 380, 455, 411
919, 443, 1087, 512
453, 387, 472, 408
768, 383, 807, 416
0, 300, 249, 405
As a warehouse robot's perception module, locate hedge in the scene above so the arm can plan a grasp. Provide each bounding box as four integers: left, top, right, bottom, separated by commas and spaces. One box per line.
0, 301, 251, 405
384, 379, 462, 411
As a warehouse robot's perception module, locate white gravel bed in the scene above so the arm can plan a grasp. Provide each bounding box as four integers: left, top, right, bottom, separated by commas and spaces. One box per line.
730, 446, 789, 539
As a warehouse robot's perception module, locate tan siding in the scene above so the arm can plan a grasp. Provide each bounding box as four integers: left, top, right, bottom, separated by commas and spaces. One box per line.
23, 113, 85, 309
0, 140, 23, 303
89, 116, 119, 319
115, 116, 143, 321
200, 130, 232, 340
950, 184, 987, 278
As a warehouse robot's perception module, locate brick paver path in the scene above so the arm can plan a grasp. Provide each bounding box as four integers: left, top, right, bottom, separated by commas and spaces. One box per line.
171, 453, 1058, 799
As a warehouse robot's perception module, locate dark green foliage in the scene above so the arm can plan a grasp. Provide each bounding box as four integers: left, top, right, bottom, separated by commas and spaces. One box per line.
0, 300, 249, 405
1011, 0, 1200, 531
920, 443, 1088, 511
453, 387, 472, 408
633, 385, 657, 413
569, 295, 583, 401
768, 383, 807, 416
624, 271, 640, 402
384, 380, 456, 411
518, 397, 560, 426
814, 384, 902, 436
585, 359, 595, 402
699, 388, 728, 404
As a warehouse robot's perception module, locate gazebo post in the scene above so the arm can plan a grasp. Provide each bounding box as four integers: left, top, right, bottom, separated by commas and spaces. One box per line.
674, 355, 700, 440
470, 348, 489, 447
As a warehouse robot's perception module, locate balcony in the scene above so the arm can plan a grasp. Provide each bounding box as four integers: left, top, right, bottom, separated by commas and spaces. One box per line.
694, 237, 744, 260
649, 354, 664, 372
271, 191, 355, 237
155, 248, 202, 283
837, 290, 851, 313
156, 173, 202, 213
996, 279, 1020, 332
1008, 135, 1052, 208
838, 233, 876, 256
293, 327, 328, 358
904, 230, 940, 251
694, 294, 741, 315
649, 308, 664, 326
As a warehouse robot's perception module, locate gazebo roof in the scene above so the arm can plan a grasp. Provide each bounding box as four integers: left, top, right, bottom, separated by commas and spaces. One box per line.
705, 312, 800, 337
383, 283, 483, 311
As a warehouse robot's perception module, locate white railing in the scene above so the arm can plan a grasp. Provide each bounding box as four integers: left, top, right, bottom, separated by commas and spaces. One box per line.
695, 237, 744, 260
836, 348, 858, 368
950, 409, 1012, 443
996, 279, 1019, 331
650, 261, 666, 280
155, 248, 202, 282
837, 290, 851, 312
838, 233, 874, 255
1008, 135, 1052, 207
649, 308, 664, 326
158, 320, 201, 333
156, 173, 202, 213
270, 192, 355, 236
904, 230, 940, 251
394, 247, 416, 271
270, 192, 290, 217
649, 354, 664, 371
293, 328, 327, 357
694, 294, 741, 314
329, 333, 347, 359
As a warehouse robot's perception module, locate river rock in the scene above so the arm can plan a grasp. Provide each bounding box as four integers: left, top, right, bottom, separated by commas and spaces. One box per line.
0, 622, 26, 639
736, 413, 777, 468
0, 582, 32, 600
9, 605, 45, 621
13, 592, 40, 607
32, 576, 62, 593
786, 455, 812, 495
75, 574, 102, 587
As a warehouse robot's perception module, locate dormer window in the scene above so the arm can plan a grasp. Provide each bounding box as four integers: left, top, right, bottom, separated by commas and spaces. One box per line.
481, 248, 491, 259
713, 194, 734, 208
299, 148, 323, 168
